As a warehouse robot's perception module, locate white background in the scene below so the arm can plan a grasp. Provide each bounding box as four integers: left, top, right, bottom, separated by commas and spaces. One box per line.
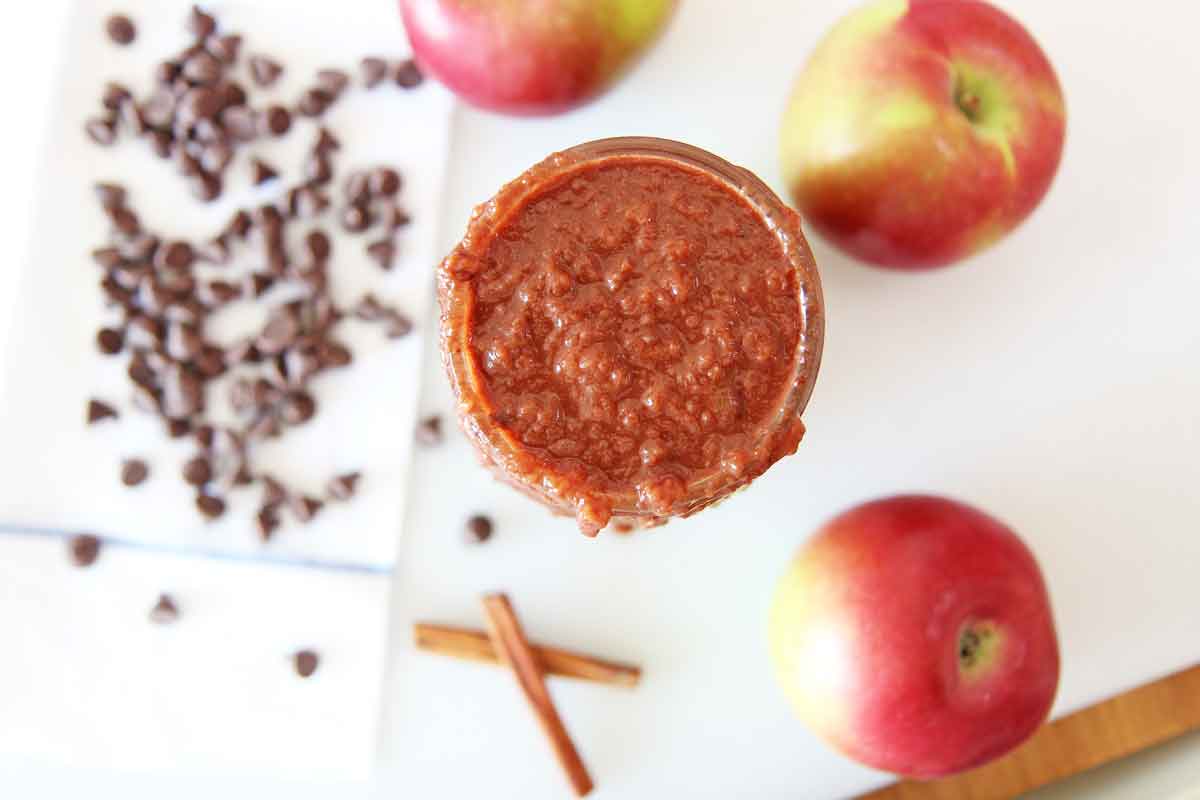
2, 1, 1200, 799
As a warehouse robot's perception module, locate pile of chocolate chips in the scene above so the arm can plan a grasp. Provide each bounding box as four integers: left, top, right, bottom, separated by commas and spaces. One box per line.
86, 6, 425, 540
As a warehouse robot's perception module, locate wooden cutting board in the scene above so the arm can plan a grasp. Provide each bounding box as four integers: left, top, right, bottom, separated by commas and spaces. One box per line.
859, 663, 1200, 800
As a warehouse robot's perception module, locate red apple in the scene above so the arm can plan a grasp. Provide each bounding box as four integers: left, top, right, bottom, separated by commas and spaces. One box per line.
780, 0, 1066, 270
399, 0, 677, 116
768, 495, 1059, 778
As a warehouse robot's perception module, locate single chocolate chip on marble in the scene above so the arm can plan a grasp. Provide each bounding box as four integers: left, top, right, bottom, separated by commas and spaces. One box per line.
195, 493, 227, 520
156, 59, 181, 85
207, 33, 242, 64
289, 495, 324, 523
303, 151, 333, 185
126, 314, 165, 350
226, 208, 252, 239
121, 458, 150, 487
367, 239, 396, 270
179, 86, 223, 124
352, 293, 385, 321
385, 311, 414, 339
251, 158, 279, 186
288, 186, 330, 218
247, 272, 276, 299
217, 79, 247, 109
415, 415, 442, 446
342, 203, 372, 233
94, 182, 127, 210
157, 240, 195, 271
297, 88, 333, 118
166, 418, 193, 438
96, 327, 124, 355
305, 230, 332, 261
190, 171, 223, 202
280, 392, 316, 425
343, 171, 370, 204
314, 127, 340, 154
140, 89, 177, 128
293, 649, 320, 678
86, 117, 117, 146
249, 55, 284, 87
382, 203, 412, 230
247, 411, 282, 440
147, 129, 174, 159
132, 385, 162, 415
183, 454, 213, 486
393, 59, 424, 89
326, 472, 361, 501
105, 13, 137, 45
86, 399, 119, 425
182, 50, 222, 85
221, 105, 258, 142
261, 105, 292, 137
149, 594, 180, 624
260, 475, 288, 509
316, 69, 350, 97
109, 205, 141, 236
256, 504, 281, 541
187, 5, 217, 40
361, 57, 387, 88
69, 534, 102, 567
102, 82, 133, 112
316, 340, 352, 368
369, 167, 401, 197
465, 514, 494, 543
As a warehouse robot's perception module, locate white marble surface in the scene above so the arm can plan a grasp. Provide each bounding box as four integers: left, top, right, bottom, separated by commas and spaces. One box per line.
2, 0, 1200, 798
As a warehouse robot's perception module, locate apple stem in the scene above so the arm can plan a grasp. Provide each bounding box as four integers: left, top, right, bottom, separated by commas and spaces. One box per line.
955, 88, 982, 122
958, 624, 993, 669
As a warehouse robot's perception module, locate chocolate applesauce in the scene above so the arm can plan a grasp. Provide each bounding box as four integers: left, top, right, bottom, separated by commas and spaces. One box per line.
438, 137, 823, 535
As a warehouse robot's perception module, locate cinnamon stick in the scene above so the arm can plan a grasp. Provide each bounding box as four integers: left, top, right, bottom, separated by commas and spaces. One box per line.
482, 593, 595, 797
413, 623, 641, 688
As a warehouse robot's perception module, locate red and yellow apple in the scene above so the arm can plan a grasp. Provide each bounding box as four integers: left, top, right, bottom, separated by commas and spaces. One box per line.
768, 495, 1059, 778
780, 0, 1066, 270
399, 0, 677, 116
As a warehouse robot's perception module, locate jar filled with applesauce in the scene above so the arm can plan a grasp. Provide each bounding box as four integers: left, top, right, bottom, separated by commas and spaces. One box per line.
438, 137, 824, 535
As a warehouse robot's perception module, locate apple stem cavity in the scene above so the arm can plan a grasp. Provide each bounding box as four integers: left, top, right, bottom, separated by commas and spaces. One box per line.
954, 85, 983, 123
958, 620, 1001, 675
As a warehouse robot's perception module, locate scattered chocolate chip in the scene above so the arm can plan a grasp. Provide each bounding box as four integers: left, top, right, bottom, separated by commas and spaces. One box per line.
415, 415, 442, 446
261, 475, 288, 508
369, 167, 401, 197
140, 89, 177, 128
195, 493, 226, 520
149, 593, 180, 624
352, 293, 385, 321
316, 69, 350, 97
198, 279, 241, 307
261, 105, 292, 137
199, 141, 233, 174
121, 458, 150, 487
317, 339, 353, 368
305, 230, 332, 262
87, 399, 119, 425
385, 311, 414, 339
288, 186, 330, 218
161, 364, 205, 418
303, 151, 333, 184
147, 129, 174, 158
221, 105, 258, 142
465, 514, 494, 543
343, 171, 370, 204
190, 171, 223, 202
96, 327, 124, 356
155, 60, 181, 84
86, 117, 117, 146
187, 5, 217, 40
247, 272, 276, 299
69, 534, 102, 567
197, 237, 230, 265
225, 208, 253, 239
158, 240, 196, 271
280, 392, 316, 425
249, 54, 284, 87
166, 418, 193, 438
257, 307, 301, 354
367, 239, 396, 270
105, 13, 137, 45
109, 205, 141, 236
208, 33, 242, 64
297, 88, 333, 118
382, 203, 412, 230
247, 411, 282, 440
342, 203, 372, 232
293, 649, 319, 678
256, 504, 281, 540
102, 83, 133, 112
182, 454, 212, 486
251, 158, 279, 185
393, 59, 424, 89
182, 50, 222, 85
289, 494, 324, 523
94, 182, 127, 210
326, 472, 361, 501
314, 127, 340, 154
361, 57, 387, 88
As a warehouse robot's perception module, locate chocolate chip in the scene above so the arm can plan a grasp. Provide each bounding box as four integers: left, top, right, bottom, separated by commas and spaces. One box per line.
247, 272, 276, 299
121, 458, 150, 487
132, 385, 161, 415
317, 340, 353, 368
217, 79, 248, 109
261, 105, 292, 137
187, 5, 217, 40
182, 50, 222, 85
197, 237, 230, 265
226, 209, 252, 239
382, 203, 412, 230
251, 158, 279, 185
149, 594, 180, 624
102, 83, 133, 112
198, 279, 241, 307
289, 494, 323, 523
415, 415, 442, 446
281, 392, 316, 425
96, 327, 124, 355
105, 14, 137, 45
393, 59, 424, 89
221, 105, 258, 142
147, 129, 174, 158
109, 206, 141, 236
369, 167, 401, 197
87, 399, 119, 424
465, 514, 494, 543
288, 186, 330, 218
164, 320, 202, 361
297, 88, 333, 118
367, 239, 396, 270
127, 352, 158, 390
303, 151, 333, 185
155, 60, 181, 85
257, 307, 301, 354
293, 649, 319, 678
190, 171, 222, 202
261, 475, 288, 508
86, 117, 117, 146
183, 455, 212, 486
94, 182, 126, 211
166, 418, 193, 438
314, 127, 341, 154
69, 534, 102, 567
385, 311, 414, 339
249, 55, 283, 87
141, 89, 177, 128
247, 411, 281, 440
343, 171, 370, 204
162, 364, 205, 418
158, 240, 195, 271
361, 57, 387, 88
326, 472, 361, 501
316, 69, 350, 97
304, 230, 332, 262
342, 203, 372, 233
195, 493, 226, 520
192, 424, 215, 451
256, 505, 281, 541
208, 33, 242, 64
199, 141, 233, 174
125, 314, 164, 350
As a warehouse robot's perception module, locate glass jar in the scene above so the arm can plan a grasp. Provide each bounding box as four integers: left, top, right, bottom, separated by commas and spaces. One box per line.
438, 137, 824, 536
